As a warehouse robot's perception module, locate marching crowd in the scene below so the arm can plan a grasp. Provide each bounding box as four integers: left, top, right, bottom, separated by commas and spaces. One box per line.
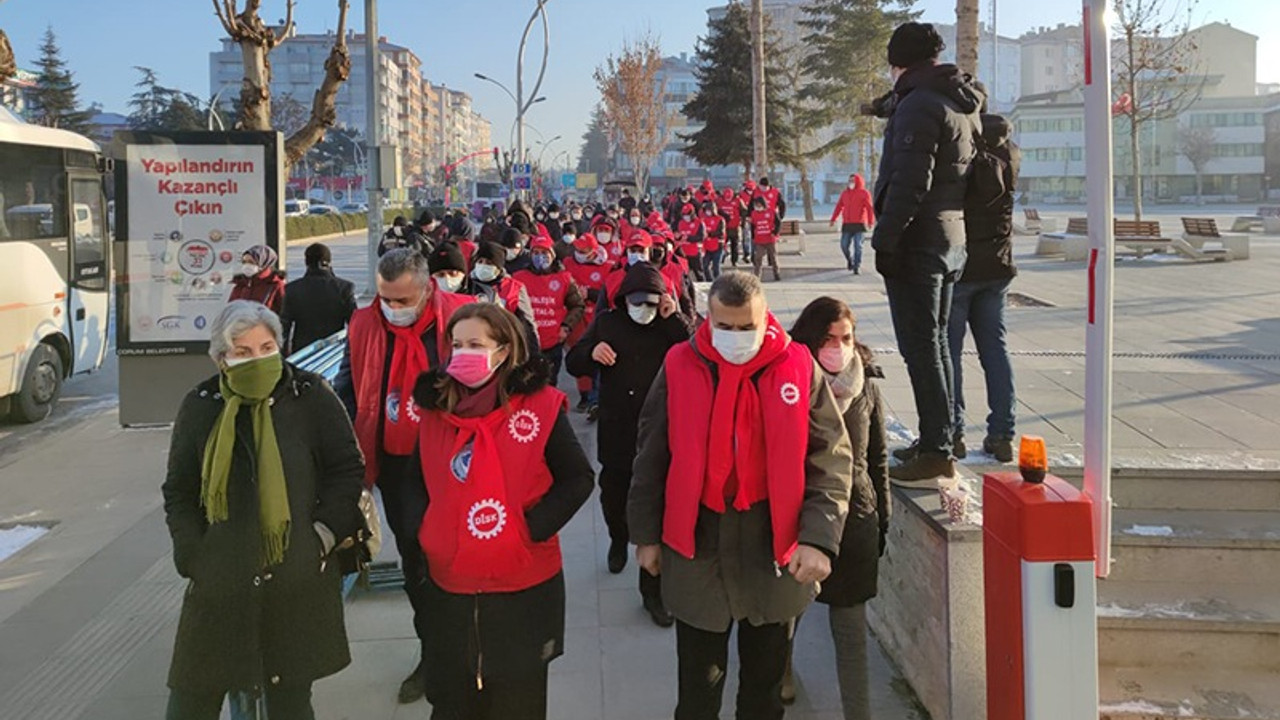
161, 21, 1021, 720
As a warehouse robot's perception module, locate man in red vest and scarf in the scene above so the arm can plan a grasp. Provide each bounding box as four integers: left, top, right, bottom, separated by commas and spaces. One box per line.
628, 271, 853, 720
333, 249, 473, 705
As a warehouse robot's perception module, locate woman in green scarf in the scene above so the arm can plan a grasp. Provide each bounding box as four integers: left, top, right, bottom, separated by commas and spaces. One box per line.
162, 300, 365, 720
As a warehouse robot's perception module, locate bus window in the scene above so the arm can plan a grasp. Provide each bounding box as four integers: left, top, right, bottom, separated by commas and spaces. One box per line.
71, 179, 106, 291
0, 144, 71, 282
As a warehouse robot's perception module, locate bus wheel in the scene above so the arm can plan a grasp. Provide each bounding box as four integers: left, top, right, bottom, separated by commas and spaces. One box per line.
12, 344, 63, 424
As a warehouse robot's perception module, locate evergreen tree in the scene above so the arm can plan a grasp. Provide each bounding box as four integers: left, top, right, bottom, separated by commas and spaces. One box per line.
798, 0, 919, 152
30, 27, 93, 133
577, 104, 612, 175
681, 3, 796, 174
128, 66, 207, 132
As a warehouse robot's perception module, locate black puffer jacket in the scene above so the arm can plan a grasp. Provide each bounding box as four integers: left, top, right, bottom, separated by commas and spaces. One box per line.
961, 114, 1021, 283
163, 366, 364, 693
871, 63, 985, 278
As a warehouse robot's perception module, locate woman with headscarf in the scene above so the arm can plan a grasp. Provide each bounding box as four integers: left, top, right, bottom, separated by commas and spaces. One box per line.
229, 244, 286, 315
162, 300, 364, 719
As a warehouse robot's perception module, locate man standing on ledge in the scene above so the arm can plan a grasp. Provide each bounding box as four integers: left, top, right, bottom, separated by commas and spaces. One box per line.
628, 271, 853, 720
869, 22, 984, 484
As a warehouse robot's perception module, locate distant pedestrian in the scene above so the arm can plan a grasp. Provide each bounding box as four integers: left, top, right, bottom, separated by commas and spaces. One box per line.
676, 203, 706, 282
379, 215, 426, 256
562, 234, 611, 411
163, 300, 364, 720
427, 241, 469, 294
717, 187, 745, 267
786, 297, 891, 720
949, 111, 1020, 463
566, 264, 692, 625
628, 271, 853, 720
870, 21, 984, 484
410, 303, 593, 720
830, 174, 876, 274
229, 244, 286, 315
700, 201, 726, 280
279, 243, 357, 354
750, 197, 781, 281
512, 236, 586, 382
467, 241, 540, 351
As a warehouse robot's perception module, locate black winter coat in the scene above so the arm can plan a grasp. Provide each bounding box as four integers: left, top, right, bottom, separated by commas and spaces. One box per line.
163, 366, 364, 693
565, 308, 692, 471
961, 114, 1021, 284
280, 268, 357, 355
871, 63, 985, 279
817, 364, 892, 607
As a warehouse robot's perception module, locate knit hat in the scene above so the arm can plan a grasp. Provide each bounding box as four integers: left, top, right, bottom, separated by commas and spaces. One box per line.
304, 242, 331, 268
474, 241, 507, 270
617, 263, 665, 304
888, 22, 945, 68
428, 242, 467, 275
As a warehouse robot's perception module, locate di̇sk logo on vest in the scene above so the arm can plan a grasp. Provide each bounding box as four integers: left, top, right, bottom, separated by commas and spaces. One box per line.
467, 498, 508, 540
508, 409, 541, 444
386, 391, 422, 424
780, 382, 801, 406
549, 279, 562, 292
590, 272, 602, 283
450, 447, 473, 482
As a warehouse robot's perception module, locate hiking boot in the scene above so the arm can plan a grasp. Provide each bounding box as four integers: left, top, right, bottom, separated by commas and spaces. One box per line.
643, 595, 675, 628
586, 404, 599, 423
892, 440, 920, 463
853, 267, 860, 275
953, 433, 967, 460
397, 659, 426, 704
576, 396, 590, 412
984, 436, 1015, 463
890, 452, 956, 488
607, 539, 627, 574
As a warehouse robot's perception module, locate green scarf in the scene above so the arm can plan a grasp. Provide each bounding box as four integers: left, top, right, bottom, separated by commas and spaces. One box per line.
201, 353, 291, 568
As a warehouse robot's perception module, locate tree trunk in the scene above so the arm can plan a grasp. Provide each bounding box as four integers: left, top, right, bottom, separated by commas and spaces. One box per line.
750, 0, 768, 172
1195, 170, 1203, 205
800, 165, 814, 222
954, 0, 981, 77
1129, 114, 1143, 220
237, 39, 272, 131
0, 30, 15, 85
284, 5, 351, 166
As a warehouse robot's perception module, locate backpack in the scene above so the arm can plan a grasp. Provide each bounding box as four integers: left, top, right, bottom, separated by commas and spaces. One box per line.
965, 115, 1012, 210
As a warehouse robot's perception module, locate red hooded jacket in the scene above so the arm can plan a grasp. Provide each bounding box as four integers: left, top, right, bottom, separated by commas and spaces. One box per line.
830, 175, 876, 226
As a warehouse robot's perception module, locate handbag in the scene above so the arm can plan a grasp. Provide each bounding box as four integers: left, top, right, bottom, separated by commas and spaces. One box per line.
334, 489, 383, 578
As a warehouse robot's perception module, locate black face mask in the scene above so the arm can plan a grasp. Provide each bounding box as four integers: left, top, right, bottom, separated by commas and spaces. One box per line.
650, 247, 666, 264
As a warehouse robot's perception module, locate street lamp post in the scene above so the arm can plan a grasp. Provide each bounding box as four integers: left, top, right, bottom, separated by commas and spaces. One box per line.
475, 0, 551, 197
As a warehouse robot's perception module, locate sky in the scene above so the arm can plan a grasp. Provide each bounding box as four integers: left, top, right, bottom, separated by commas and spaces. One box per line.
3, 0, 1279, 165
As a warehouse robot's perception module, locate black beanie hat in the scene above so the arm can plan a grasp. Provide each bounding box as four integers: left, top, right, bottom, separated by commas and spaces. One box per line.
887, 22, 945, 68
428, 242, 467, 276
475, 241, 507, 271
616, 263, 666, 304
304, 242, 331, 268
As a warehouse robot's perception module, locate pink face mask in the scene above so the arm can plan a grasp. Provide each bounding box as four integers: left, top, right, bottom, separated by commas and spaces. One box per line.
446, 348, 500, 388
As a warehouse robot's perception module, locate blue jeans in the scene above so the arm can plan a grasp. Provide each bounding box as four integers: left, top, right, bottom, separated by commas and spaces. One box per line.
702, 248, 724, 280
884, 273, 957, 456
948, 279, 1016, 439
839, 226, 865, 270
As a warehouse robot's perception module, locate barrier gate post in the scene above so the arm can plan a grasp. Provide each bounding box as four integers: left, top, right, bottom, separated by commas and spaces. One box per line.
984, 472, 1098, 720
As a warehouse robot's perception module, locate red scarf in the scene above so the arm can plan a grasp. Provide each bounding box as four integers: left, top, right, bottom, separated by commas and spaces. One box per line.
441, 406, 533, 579
382, 301, 436, 455
692, 314, 790, 511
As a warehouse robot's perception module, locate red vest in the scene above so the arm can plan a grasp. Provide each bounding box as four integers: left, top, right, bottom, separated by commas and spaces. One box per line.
563, 258, 608, 344
601, 264, 679, 310
512, 269, 573, 350
346, 288, 475, 487
659, 261, 685, 302
489, 275, 524, 316
701, 215, 725, 252
661, 340, 813, 565
716, 197, 742, 229
417, 387, 567, 594
677, 218, 703, 258
751, 210, 777, 245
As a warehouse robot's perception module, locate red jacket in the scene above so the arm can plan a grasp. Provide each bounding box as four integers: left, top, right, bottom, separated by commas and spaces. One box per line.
751, 209, 777, 245
417, 386, 568, 594
830, 175, 875, 226
661, 321, 812, 565
513, 268, 575, 351
229, 271, 286, 315
716, 194, 742, 229
677, 218, 704, 258
346, 288, 474, 487
700, 214, 725, 252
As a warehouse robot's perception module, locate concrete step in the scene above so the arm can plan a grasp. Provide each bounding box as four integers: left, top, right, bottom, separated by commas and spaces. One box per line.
1096, 579, 1280, 672
1050, 467, 1280, 513
1107, 508, 1280, 586
1099, 665, 1280, 719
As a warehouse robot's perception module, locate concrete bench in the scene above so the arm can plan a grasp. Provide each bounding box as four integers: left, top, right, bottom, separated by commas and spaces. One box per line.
776, 218, 807, 255
1037, 217, 1088, 256
1180, 217, 1250, 260
1016, 207, 1057, 236
1061, 220, 1178, 261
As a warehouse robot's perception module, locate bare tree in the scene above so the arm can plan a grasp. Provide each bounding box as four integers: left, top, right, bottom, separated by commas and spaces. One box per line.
593, 35, 669, 194
0, 30, 15, 85
750, 0, 768, 171
1177, 124, 1215, 204
212, 0, 352, 166
1113, 0, 1203, 219
954, 0, 981, 76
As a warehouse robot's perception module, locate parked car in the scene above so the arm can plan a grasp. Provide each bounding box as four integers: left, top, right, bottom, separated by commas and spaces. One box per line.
339, 203, 368, 214
284, 199, 311, 217
308, 204, 340, 216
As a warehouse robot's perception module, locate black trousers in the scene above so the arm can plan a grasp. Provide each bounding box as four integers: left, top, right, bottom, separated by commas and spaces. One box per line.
675, 619, 790, 720
166, 686, 313, 720
599, 463, 661, 601
539, 342, 564, 385
428, 660, 548, 720
378, 453, 430, 649
727, 228, 742, 265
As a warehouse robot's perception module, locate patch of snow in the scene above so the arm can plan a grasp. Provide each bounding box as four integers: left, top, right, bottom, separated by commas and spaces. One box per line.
0, 525, 50, 563
883, 418, 917, 449
1052, 452, 1084, 467
1099, 699, 1174, 714
1123, 524, 1175, 537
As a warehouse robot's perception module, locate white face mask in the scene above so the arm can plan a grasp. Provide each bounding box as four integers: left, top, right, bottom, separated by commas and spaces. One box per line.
628, 303, 658, 325
435, 272, 464, 293
848, 183, 857, 190
473, 263, 501, 283
598, 231, 613, 244
549, 212, 559, 219
564, 234, 576, 244
630, 217, 641, 226
505, 248, 520, 261
573, 251, 591, 263
711, 327, 763, 365
240, 263, 260, 277
627, 251, 647, 266
818, 344, 854, 374
224, 350, 280, 368
380, 298, 422, 327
